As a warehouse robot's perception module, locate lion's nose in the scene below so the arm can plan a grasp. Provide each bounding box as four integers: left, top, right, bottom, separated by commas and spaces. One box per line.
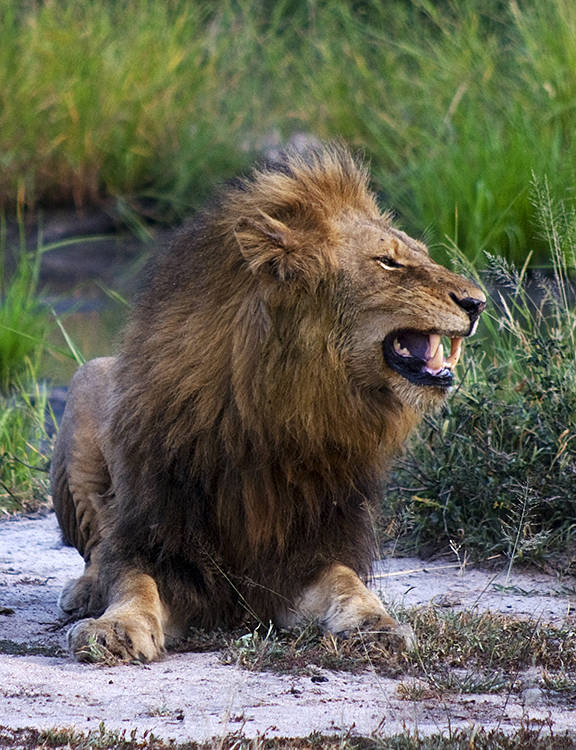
449, 293, 486, 323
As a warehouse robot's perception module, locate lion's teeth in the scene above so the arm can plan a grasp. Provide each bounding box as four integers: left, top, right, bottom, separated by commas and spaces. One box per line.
445, 337, 463, 369
427, 341, 444, 370
428, 333, 441, 359
394, 338, 411, 357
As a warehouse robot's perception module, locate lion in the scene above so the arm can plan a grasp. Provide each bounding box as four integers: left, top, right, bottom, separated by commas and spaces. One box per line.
51, 143, 485, 664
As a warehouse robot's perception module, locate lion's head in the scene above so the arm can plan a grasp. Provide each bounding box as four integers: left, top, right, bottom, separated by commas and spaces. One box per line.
231, 144, 485, 420
332, 219, 485, 414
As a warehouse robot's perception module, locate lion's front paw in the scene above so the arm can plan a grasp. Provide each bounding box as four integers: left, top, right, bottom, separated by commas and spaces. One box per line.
68, 613, 165, 665
293, 564, 417, 653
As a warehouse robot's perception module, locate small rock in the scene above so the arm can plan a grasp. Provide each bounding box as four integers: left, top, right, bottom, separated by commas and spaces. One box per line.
311, 674, 329, 684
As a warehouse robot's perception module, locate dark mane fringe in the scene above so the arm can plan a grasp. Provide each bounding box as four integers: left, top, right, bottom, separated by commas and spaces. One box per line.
102, 143, 412, 624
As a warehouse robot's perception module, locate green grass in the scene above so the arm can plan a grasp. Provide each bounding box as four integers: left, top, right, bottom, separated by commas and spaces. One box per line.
0, 220, 85, 513
383, 182, 576, 565
0, 1, 273, 216
0, 381, 50, 514
1, 0, 576, 263
0, 217, 49, 392
1, 722, 575, 750
0, 221, 51, 511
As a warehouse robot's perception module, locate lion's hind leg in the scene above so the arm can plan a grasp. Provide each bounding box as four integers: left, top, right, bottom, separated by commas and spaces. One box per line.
51, 449, 109, 618
51, 357, 116, 619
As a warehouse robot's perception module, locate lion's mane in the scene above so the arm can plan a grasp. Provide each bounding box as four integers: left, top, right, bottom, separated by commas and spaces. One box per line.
100, 145, 416, 625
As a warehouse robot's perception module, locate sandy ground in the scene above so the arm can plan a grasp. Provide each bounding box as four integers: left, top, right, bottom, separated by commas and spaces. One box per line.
1, 513, 575, 742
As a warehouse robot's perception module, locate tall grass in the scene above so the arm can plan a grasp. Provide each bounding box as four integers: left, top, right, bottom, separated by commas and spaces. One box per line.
0, 229, 49, 511
1, 0, 576, 262
0, 219, 49, 392
383, 182, 576, 565
0, 1, 289, 215
0, 223, 84, 513
299, 0, 576, 264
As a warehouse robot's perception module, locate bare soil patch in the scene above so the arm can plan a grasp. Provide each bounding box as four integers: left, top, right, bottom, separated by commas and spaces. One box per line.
1, 513, 575, 743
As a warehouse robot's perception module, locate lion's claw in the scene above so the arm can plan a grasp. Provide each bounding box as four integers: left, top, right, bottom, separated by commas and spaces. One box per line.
367, 619, 417, 652
68, 615, 165, 665
336, 616, 416, 652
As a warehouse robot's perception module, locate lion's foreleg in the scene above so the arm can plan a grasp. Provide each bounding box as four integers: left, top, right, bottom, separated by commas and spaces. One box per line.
67, 571, 169, 664
285, 564, 415, 649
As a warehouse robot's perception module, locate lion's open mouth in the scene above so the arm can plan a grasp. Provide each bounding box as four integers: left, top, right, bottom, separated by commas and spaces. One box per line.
382, 331, 465, 388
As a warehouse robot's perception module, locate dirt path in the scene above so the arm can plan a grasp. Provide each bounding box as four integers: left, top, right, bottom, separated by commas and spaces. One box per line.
1, 513, 575, 742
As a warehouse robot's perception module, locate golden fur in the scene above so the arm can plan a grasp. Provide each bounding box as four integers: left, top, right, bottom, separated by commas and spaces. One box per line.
51, 143, 485, 663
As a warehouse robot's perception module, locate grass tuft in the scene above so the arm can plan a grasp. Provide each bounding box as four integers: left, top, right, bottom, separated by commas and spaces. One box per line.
0, 220, 90, 513
0, 381, 50, 514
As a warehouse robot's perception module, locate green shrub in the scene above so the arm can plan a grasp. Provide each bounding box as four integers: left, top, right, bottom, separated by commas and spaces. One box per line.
383, 182, 576, 565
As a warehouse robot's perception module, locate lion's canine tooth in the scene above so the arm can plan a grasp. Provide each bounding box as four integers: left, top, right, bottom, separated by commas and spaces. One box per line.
445, 337, 463, 369
427, 341, 444, 370
427, 333, 441, 359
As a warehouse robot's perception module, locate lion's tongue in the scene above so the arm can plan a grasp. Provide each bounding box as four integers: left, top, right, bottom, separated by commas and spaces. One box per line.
396, 331, 430, 360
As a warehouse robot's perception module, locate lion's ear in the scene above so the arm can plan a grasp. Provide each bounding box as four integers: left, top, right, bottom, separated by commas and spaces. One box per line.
234, 212, 304, 281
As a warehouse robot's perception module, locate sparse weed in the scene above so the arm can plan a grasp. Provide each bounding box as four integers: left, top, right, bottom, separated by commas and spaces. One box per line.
144, 703, 184, 720
224, 622, 288, 672
395, 679, 437, 702
407, 607, 576, 674
541, 669, 576, 706
197, 605, 576, 703
1, 718, 574, 749
74, 634, 119, 667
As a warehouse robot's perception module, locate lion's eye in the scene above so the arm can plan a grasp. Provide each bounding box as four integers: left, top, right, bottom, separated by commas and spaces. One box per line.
376, 256, 404, 271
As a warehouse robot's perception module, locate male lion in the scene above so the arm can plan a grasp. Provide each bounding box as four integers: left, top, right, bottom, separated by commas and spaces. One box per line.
51, 143, 485, 663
